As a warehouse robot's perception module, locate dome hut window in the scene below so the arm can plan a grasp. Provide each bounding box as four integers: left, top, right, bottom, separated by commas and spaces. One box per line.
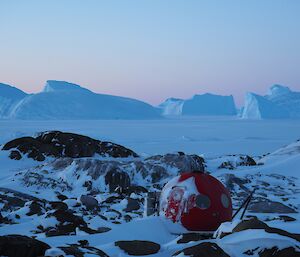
221, 194, 230, 208
195, 194, 211, 209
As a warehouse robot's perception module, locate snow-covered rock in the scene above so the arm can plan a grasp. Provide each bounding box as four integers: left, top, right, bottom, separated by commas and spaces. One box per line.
1, 80, 161, 120
242, 85, 300, 119
159, 93, 237, 116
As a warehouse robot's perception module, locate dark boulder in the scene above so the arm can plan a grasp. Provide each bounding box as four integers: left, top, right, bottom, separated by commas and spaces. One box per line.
45, 209, 88, 237
174, 242, 229, 257
2, 131, 138, 161
59, 242, 109, 257
240, 155, 257, 166
80, 195, 99, 210
233, 218, 300, 242
0, 234, 50, 257
124, 198, 140, 212
9, 150, 22, 160
49, 201, 68, 211
26, 201, 44, 216
115, 240, 160, 256
105, 169, 130, 193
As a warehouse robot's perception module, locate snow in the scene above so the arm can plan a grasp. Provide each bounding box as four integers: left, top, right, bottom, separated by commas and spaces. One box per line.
0, 116, 300, 256
159, 93, 237, 116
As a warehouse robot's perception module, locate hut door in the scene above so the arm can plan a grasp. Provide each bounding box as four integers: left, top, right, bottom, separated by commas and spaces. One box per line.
165, 186, 186, 223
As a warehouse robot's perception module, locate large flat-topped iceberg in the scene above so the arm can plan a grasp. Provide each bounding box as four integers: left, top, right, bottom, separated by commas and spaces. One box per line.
159, 93, 237, 116
0, 81, 161, 120
242, 85, 300, 119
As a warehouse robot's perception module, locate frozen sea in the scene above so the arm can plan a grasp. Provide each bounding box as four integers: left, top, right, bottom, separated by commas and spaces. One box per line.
1, 116, 300, 158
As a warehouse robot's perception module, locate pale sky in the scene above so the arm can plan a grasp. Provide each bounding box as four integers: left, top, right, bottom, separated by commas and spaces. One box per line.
0, 0, 299, 106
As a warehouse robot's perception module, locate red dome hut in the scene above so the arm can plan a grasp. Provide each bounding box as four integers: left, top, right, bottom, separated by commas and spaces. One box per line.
159, 171, 232, 232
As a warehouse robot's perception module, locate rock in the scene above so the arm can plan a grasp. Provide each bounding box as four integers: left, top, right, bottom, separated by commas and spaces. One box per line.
123, 185, 148, 195
9, 150, 22, 160
56, 193, 68, 201
145, 153, 205, 173
96, 227, 111, 233
279, 215, 296, 222
59, 243, 109, 257
240, 155, 256, 166
222, 174, 250, 192
177, 233, 212, 244
27, 201, 44, 216
249, 199, 297, 213
124, 198, 140, 212
50, 201, 68, 211
115, 240, 160, 256
218, 155, 256, 170
80, 195, 98, 210
0, 213, 11, 224
45, 209, 88, 237
0, 234, 50, 257
2, 131, 138, 161
232, 218, 300, 243
174, 242, 229, 257
0, 188, 39, 212
102, 196, 124, 204
233, 218, 269, 232
150, 166, 169, 183
259, 247, 300, 257
124, 214, 132, 222
105, 169, 130, 193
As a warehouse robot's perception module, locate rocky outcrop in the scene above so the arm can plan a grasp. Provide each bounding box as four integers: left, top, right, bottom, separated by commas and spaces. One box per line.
218, 155, 256, 170
2, 131, 138, 161
232, 218, 300, 242
0, 235, 50, 257
115, 240, 160, 256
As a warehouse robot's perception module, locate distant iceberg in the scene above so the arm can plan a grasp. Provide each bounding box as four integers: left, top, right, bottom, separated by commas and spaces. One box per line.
159, 93, 237, 116
0, 80, 161, 120
242, 85, 300, 119
0, 83, 27, 118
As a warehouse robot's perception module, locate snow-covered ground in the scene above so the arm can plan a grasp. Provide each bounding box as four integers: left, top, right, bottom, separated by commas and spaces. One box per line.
1, 117, 300, 158
0, 117, 300, 256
